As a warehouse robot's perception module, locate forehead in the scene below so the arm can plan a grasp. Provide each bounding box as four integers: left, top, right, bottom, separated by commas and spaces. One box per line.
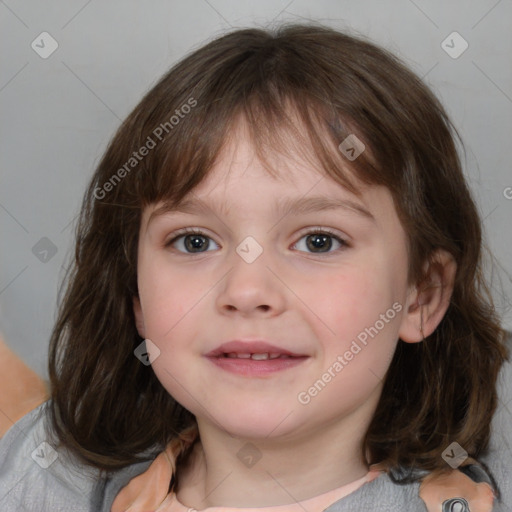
150, 119, 368, 213
143, 112, 399, 227
144, 151, 400, 235
190, 113, 361, 195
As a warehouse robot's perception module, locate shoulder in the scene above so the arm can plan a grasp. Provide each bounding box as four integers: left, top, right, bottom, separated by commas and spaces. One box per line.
325, 472, 423, 511
0, 400, 156, 512
0, 401, 96, 511
327, 331, 512, 512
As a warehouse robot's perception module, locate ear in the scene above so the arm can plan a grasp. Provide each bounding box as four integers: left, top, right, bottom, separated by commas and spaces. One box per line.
133, 296, 146, 338
399, 249, 457, 343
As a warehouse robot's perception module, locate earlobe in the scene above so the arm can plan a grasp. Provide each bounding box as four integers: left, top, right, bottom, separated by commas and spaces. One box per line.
133, 296, 146, 338
399, 249, 457, 344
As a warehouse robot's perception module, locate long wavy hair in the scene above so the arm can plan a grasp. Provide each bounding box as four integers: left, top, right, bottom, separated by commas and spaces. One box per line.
47, 23, 508, 485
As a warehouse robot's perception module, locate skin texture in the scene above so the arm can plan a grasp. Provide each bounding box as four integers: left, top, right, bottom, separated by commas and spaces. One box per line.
133, 119, 456, 508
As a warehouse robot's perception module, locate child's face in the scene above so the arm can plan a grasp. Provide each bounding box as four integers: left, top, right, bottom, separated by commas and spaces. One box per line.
135, 121, 413, 441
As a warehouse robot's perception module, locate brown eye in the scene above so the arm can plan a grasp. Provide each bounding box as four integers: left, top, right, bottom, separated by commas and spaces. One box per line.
166, 230, 219, 254
182, 234, 210, 253
293, 230, 347, 254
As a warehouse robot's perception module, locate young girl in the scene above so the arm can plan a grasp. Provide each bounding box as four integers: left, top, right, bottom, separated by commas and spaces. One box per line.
0, 23, 510, 512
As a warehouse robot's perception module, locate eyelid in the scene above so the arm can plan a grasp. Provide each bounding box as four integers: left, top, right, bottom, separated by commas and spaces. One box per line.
296, 225, 348, 241
164, 227, 216, 247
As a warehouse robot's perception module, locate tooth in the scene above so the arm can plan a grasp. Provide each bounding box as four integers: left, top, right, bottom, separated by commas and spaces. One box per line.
226, 352, 238, 358
269, 353, 281, 359
251, 353, 269, 360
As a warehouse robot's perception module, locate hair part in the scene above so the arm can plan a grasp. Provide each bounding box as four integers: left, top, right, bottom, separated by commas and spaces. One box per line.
47, 23, 508, 483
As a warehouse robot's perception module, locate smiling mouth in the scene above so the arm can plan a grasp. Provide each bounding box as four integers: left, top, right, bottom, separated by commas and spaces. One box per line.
221, 352, 297, 360
206, 351, 309, 376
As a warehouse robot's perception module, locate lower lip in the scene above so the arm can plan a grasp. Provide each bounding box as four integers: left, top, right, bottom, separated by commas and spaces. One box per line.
205, 355, 309, 376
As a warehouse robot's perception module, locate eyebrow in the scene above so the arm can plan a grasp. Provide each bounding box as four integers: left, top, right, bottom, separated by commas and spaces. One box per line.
148, 195, 375, 225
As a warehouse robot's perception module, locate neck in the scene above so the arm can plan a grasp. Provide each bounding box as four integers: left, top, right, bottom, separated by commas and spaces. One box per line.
176, 409, 373, 509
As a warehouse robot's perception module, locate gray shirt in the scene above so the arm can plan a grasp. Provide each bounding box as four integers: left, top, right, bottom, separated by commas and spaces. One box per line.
1, 337, 511, 511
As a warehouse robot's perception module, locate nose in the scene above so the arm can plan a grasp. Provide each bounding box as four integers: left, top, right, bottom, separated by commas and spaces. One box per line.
215, 245, 287, 317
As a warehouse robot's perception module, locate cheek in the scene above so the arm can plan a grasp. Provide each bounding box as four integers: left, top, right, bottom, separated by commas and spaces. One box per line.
303, 261, 402, 374
137, 260, 204, 404
308, 264, 396, 331
137, 257, 204, 338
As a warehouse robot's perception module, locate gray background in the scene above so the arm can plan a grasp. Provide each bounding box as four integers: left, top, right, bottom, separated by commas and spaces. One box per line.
1, 0, 511, 379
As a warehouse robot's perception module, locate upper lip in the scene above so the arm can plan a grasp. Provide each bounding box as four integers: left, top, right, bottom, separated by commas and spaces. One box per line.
205, 340, 308, 357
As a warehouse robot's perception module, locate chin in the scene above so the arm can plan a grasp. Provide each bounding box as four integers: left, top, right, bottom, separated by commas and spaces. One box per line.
211, 403, 301, 440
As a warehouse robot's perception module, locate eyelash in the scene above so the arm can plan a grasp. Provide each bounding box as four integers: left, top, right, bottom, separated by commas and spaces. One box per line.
164, 227, 349, 256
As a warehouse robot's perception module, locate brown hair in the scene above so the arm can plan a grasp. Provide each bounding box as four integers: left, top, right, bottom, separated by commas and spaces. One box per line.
47, 23, 509, 483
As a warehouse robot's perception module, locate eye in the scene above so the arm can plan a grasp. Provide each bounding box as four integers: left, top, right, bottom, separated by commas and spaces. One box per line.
165, 227, 348, 255
165, 228, 219, 254
293, 228, 348, 255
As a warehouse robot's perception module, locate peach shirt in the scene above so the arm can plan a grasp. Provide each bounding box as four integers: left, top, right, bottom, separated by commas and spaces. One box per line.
154, 470, 382, 512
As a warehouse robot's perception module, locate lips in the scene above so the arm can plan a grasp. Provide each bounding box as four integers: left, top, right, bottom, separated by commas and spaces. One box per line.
205, 340, 307, 358
204, 340, 309, 376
